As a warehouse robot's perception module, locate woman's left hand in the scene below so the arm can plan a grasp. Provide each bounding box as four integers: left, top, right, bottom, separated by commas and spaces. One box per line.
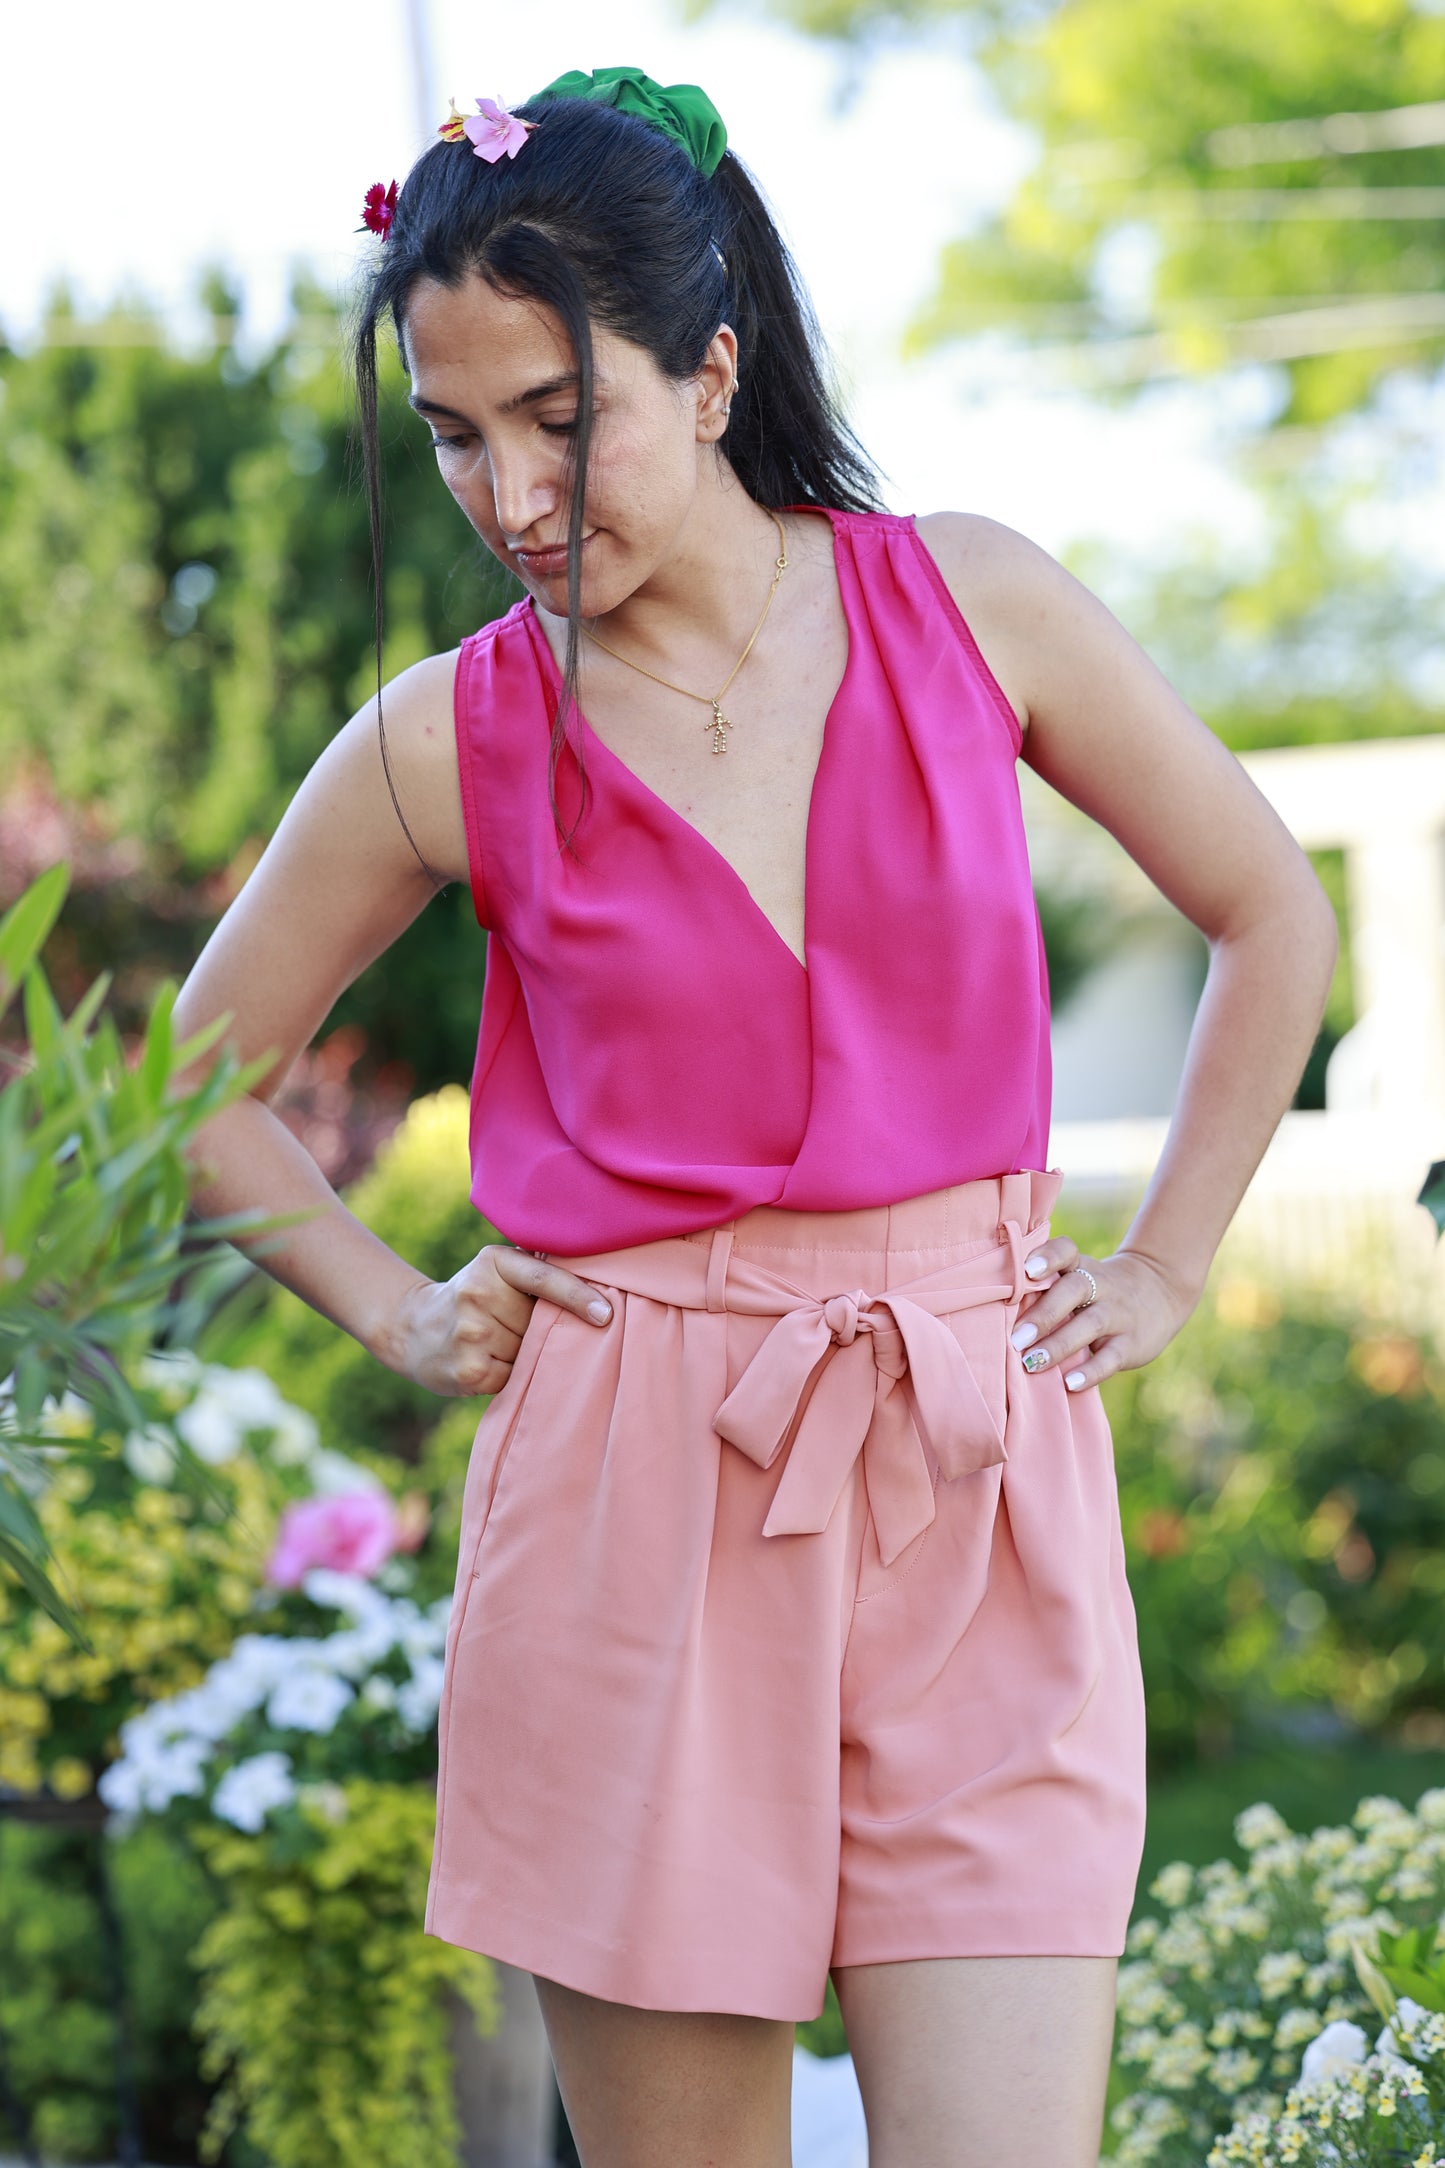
1009, 1238, 1202, 1394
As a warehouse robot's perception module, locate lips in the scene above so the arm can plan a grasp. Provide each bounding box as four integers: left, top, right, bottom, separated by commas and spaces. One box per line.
513, 531, 596, 577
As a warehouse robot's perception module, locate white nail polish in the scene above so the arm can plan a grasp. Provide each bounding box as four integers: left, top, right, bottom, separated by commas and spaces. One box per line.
1010, 1321, 1038, 1349
1024, 1254, 1049, 1278
1065, 1371, 1087, 1391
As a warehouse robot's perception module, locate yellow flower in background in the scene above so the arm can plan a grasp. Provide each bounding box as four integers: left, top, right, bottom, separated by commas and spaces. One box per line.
1150, 1859, 1194, 1907
0, 1415, 278, 1792
1213, 1277, 1283, 1331
48, 1755, 92, 1798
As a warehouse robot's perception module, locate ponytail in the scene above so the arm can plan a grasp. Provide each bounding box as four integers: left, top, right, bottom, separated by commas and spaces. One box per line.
709, 150, 881, 517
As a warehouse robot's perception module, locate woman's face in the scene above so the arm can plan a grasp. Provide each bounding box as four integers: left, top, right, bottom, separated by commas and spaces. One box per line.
401, 271, 733, 615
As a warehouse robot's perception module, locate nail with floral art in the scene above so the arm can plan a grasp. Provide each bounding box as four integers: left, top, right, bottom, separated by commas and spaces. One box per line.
358, 180, 398, 240
1021, 1347, 1049, 1372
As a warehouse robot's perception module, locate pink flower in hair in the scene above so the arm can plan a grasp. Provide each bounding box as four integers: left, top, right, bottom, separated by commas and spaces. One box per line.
265, 1490, 402, 1588
359, 180, 398, 240
460, 95, 537, 163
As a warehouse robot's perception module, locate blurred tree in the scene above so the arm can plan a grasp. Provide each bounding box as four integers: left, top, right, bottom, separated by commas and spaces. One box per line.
0, 274, 517, 866
1065, 474, 1445, 752
0, 277, 517, 1100
722, 0, 1445, 425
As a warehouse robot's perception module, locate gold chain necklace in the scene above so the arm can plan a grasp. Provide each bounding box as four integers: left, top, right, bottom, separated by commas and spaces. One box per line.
581, 512, 789, 755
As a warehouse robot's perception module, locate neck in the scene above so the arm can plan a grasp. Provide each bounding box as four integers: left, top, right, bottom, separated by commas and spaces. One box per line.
554, 470, 799, 673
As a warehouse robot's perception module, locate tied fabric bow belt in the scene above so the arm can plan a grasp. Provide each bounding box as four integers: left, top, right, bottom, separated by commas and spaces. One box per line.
542, 1174, 1060, 1571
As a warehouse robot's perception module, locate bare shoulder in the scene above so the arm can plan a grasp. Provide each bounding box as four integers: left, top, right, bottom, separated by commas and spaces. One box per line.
329, 647, 469, 891
913, 510, 1331, 943
913, 508, 1054, 592
911, 512, 1075, 743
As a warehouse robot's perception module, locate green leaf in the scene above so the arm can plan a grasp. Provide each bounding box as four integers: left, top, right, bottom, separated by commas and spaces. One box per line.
170, 1006, 238, 1077
0, 1466, 47, 1552
21, 962, 64, 1066
13, 1344, 52, 1426
1418, 1161, 1445, 1240
1350, 1935, 1399, 2024
1375, 1963, 1445, 2015
139, 979, 177, 1107
0, 1523, 92, 1647
0, 864, 69, 1018
65, 970, 113, 1039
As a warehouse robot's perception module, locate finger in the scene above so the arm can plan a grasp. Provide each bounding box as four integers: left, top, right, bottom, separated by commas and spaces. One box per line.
1013, 1262, 1106, 1367
1021, 1235, 1079, 1283
461, 1247, 540, 1339
1019, 1319, 1107, 1378
1060, 1334, 1131, 1393
490, 1245, 614, 1327
1013, 1256, 1095, 1340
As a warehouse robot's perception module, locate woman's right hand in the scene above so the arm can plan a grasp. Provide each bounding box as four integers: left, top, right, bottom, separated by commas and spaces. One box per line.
384, 1243, 614, 1398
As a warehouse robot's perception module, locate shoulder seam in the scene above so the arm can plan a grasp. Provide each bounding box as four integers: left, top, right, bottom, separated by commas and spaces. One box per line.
453, 634, 491, 929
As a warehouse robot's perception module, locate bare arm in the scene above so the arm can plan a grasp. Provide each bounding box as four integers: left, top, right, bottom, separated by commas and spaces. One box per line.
917, 510, 1339, 1310
170, 651, 612, 1398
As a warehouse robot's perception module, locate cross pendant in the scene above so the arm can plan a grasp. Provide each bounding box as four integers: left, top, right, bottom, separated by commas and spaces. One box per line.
708, 700, 732, 755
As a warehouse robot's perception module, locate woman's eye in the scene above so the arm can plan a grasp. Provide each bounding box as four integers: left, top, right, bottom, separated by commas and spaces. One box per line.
540, 417, 580, 436
428, 434, 471, 451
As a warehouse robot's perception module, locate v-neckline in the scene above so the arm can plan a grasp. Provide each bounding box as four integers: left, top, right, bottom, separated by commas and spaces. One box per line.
522, 505, 854, 979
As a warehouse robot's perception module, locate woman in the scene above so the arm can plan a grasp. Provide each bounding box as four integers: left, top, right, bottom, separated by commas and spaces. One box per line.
172, 65, 1338, 2168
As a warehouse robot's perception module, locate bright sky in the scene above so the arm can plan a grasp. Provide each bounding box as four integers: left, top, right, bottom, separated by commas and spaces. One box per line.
0, 0, 1395, 567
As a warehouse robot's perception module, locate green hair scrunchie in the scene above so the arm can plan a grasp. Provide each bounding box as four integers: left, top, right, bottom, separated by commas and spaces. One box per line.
530, 64, 728, 177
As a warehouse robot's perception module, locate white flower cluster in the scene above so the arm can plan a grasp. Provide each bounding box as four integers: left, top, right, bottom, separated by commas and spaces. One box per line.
4, 1356, 379, 1506
1110, 1791, 1445, 2167
121, 1351, 336, 1481
98, 1570, 452, 1835
1208, 1998, 1445, 2166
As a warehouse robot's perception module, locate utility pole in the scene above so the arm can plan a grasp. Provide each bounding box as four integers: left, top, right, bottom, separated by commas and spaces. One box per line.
404, 0, 438, 146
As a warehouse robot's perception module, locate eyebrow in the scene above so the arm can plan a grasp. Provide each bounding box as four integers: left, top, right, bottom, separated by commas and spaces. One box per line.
407, 372, 586, 424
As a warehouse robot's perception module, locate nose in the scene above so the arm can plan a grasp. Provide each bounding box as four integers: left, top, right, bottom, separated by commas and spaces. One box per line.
488, 447, 561, 544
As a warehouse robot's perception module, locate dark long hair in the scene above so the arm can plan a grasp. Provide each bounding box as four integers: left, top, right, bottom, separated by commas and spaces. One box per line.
351, 92, 885, 874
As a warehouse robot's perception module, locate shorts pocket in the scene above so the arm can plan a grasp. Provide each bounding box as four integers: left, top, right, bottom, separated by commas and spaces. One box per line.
453, 1299, 564, 1604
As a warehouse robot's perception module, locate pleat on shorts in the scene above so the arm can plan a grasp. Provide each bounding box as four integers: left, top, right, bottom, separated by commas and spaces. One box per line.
424, 1166, 1148, 2022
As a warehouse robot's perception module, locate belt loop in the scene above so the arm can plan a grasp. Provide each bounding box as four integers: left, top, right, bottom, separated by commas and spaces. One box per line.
997, 1170, 1029, 1231
706, 1225, 735, 1313
999, 1216, 1028, 1305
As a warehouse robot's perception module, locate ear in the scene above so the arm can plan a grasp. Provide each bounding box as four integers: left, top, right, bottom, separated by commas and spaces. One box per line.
695, 324, 740, 443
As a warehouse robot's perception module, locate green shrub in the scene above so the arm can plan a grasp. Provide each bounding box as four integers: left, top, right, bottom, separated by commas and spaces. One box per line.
0, 1816, 219, 2165
1096, 1270, 1445, 1768
190, 1777, 496, 2168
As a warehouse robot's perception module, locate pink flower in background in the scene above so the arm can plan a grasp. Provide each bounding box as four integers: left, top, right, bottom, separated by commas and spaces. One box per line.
266, 1491, 400, 1588
462, 97, 537, 163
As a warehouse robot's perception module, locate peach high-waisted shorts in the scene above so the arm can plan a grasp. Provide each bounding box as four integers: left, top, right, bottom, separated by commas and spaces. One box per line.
424, 1166, 1148, 2022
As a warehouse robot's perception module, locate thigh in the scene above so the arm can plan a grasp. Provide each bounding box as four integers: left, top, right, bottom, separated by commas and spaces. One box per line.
832, 1954, 1118, 2168
531, 1973, 796, 2168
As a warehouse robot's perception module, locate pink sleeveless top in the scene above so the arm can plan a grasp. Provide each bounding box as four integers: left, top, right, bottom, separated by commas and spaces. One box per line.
452, 506, 1051, 1253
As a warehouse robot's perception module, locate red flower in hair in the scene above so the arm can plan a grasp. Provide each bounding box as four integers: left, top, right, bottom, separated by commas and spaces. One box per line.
359, 180, 399, 240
